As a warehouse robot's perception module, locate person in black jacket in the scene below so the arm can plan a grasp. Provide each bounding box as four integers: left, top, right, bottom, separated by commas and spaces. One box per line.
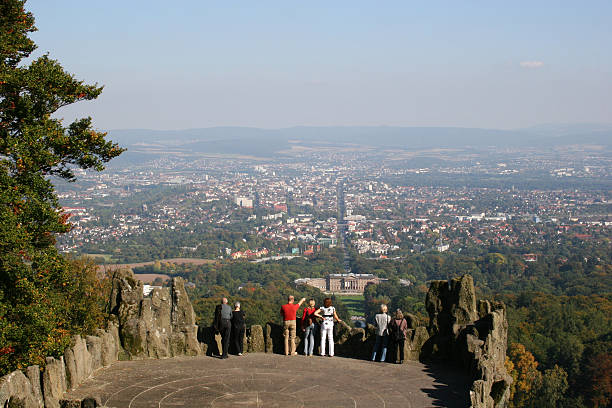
213, 297, 232, 359
231, 302, 246, 356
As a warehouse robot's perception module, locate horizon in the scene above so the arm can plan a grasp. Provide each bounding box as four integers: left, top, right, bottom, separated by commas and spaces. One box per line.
105, 122, 612, 132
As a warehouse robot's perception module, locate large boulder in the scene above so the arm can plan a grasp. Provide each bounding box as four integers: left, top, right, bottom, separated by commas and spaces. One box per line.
109, 269, 201, 359
406, 326, 429, 361
449, 275, 479, 327
0, 370, 39, 408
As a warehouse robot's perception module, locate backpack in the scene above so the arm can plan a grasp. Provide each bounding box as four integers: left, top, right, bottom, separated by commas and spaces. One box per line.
391, 318, 407, 341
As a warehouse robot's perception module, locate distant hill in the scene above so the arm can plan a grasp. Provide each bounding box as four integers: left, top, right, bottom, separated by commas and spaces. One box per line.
104, 124, 612, 164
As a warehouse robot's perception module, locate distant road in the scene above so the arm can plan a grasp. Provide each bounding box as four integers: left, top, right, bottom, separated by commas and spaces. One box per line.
97, 258, 217, 272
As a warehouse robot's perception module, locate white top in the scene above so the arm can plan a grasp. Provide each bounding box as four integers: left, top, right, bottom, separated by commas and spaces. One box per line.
320, 306, 336, 328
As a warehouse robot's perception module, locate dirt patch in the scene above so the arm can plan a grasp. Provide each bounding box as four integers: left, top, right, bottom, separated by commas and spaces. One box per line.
97, 258, 217, 273
132, 273, 171, 284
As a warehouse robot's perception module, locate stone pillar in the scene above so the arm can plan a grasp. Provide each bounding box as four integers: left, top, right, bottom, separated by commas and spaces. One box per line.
25, 365, 44, 408
42, 356, 67, 408
248, 325, 265, 352
64, 336, 93, 390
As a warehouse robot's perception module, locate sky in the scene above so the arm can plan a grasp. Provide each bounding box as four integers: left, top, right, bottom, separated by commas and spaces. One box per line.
26, 0, 612, 130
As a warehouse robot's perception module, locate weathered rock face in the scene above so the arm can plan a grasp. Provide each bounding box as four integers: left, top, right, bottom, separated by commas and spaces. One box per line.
170, 278, 201, 357
64, 336, 93, 391
42, 357, 66, 408
405, 326, 429, 361
423, 274, 511, 408
24, 366, 43, 408
0, 369, 39, 408
425, 275, 480, 360
469, 300, 512, 408
95, 325, 118, 367
109, 269, 201, 359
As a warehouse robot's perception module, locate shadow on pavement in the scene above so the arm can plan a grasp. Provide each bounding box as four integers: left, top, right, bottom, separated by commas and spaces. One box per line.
420, 363, 471, 408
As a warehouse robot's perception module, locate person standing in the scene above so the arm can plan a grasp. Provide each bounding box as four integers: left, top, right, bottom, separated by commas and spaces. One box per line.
213, 297, 232, 359
301, 299, 318, 356
280, 295, 306, 356
388, 309, 408, 364
314, 298, 342, 357
231, 301, 246, 356
371, 304, 391, 362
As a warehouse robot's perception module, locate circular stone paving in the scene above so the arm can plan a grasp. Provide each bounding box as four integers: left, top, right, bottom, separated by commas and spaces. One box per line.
63, 353, 470, 407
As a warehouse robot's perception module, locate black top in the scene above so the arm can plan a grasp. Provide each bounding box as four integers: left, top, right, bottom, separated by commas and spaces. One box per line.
231, 310, 245, 328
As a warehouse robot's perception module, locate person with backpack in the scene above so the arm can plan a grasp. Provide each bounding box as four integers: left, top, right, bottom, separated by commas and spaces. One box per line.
388, 309, 408, 364
371, 304, 391, 362
314, 297, 342, 357
301, 298, 318, 356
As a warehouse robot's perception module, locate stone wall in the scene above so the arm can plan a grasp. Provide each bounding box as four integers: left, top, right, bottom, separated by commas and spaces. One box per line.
0, 269, 201, 408
1, 271, 509, 408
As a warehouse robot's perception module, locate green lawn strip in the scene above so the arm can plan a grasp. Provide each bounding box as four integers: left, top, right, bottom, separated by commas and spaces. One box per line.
336, 294, 365, 317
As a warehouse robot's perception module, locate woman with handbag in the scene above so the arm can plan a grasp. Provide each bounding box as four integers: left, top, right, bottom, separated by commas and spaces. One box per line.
388, 309, 408, 364
301, 299, 318, 356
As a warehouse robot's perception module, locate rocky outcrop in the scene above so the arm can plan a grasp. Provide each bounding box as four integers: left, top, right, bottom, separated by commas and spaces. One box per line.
422, 274, 512, 408
109, 269, 201, 359
424, 274, 480, 360
468, 300, 512, 408
0, 268, 202, 407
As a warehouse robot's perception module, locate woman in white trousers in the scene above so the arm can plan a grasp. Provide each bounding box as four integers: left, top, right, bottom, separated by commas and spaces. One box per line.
314, 297, 342, 357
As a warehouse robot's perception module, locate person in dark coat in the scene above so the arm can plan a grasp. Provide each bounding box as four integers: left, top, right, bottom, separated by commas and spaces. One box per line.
213, 297, 232, 359
388, 309, 408, 364
231, 302, 246, 356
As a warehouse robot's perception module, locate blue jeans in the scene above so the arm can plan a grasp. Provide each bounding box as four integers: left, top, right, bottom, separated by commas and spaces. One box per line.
303, 323, 317, 355
371, 334, 388, 362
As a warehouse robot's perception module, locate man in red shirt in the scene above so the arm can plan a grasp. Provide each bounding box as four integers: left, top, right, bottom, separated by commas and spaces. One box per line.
280, 295, 306, 356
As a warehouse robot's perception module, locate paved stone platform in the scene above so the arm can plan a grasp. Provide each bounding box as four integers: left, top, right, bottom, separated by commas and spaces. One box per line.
64, 354, 470, 407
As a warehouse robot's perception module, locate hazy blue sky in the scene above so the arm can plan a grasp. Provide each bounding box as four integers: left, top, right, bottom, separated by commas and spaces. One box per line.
26, 1, 612, 130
